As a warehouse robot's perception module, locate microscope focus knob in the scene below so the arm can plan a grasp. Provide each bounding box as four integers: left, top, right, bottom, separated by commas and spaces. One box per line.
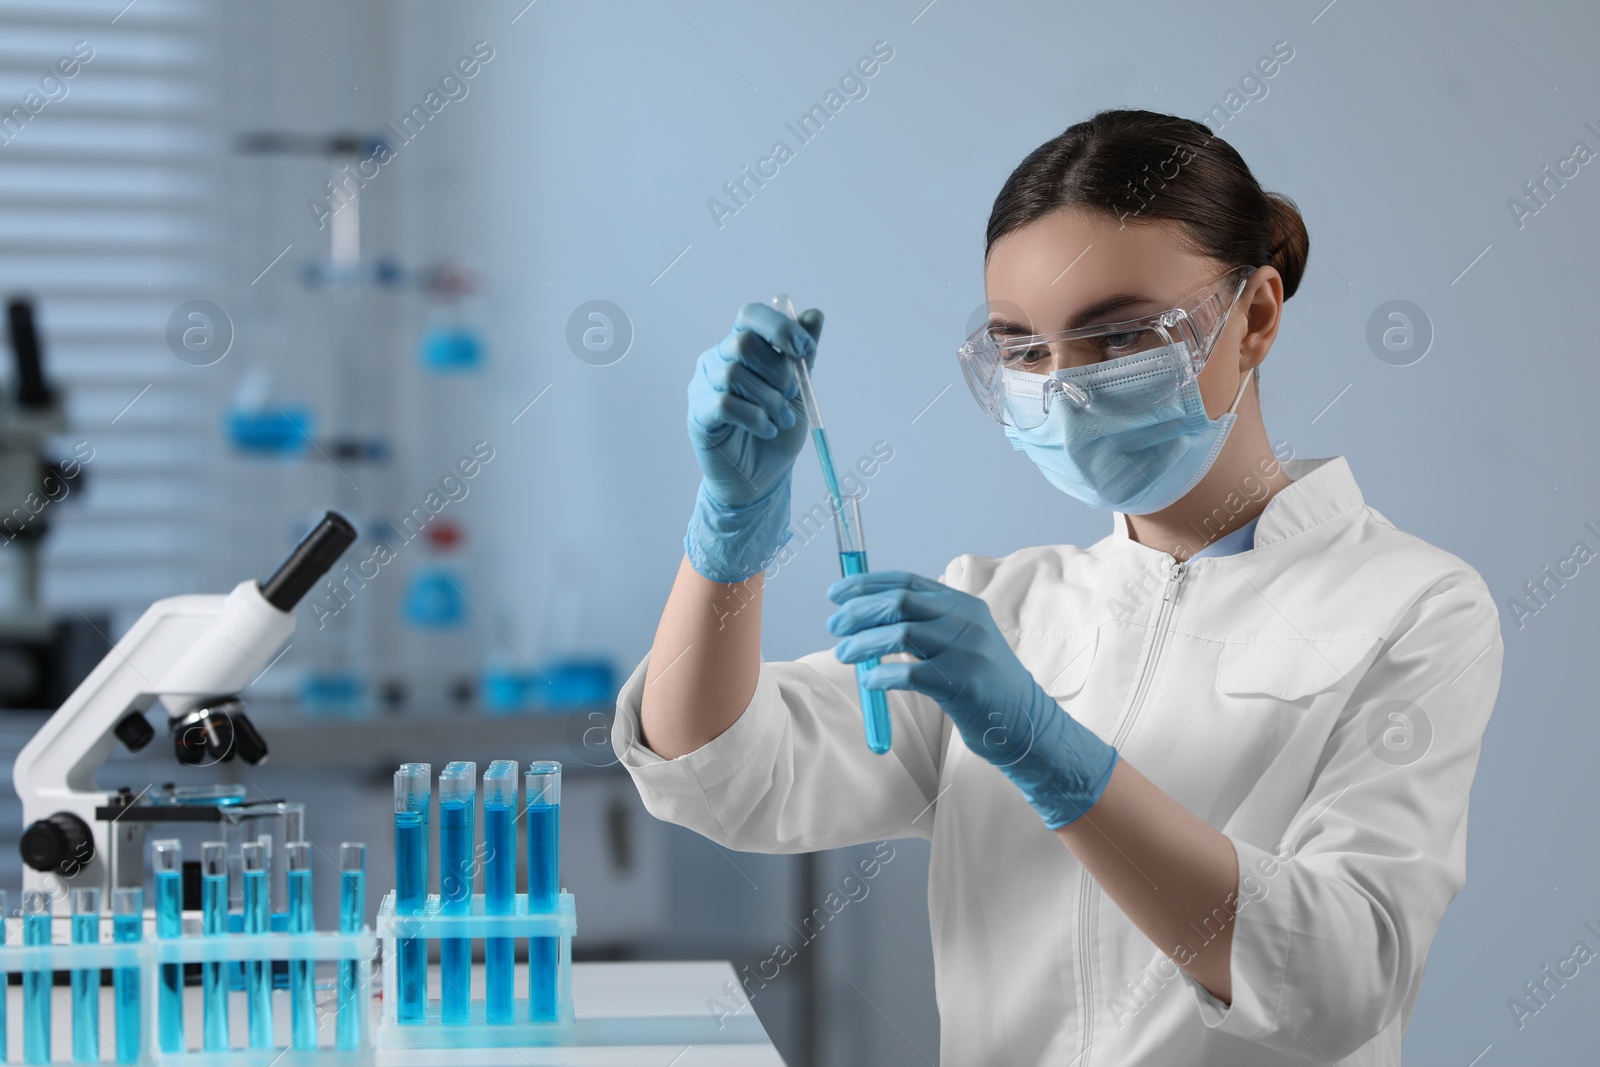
21, 811, 94, 876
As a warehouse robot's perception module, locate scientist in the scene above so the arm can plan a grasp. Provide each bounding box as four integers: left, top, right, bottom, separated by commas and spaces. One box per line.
610, 108, 1504, 1065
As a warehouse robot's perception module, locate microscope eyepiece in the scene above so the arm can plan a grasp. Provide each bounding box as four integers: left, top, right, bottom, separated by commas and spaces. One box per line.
6, 296, 54, 410
260, 511, 357, 612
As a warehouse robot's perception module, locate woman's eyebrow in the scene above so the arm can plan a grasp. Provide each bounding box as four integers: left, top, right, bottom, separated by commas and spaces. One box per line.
991, 292, 1161, 334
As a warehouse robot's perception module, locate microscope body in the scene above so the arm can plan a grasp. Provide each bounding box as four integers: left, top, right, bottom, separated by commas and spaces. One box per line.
11, 511, 355, 908
13, 579, 294, 903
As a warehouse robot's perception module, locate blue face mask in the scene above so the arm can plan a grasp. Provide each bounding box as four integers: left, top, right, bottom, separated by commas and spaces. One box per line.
1003, 346, 1254, 514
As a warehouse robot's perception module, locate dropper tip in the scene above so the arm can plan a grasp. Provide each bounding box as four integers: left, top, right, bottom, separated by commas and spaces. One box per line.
768, 293, 799, 321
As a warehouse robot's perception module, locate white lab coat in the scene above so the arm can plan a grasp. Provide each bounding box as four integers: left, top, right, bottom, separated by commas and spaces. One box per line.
610, 455, 1504, 1065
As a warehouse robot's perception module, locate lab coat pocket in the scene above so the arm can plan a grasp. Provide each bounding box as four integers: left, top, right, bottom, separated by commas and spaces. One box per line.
1023, 629, 1099, 699
1213, 633, 1381, 703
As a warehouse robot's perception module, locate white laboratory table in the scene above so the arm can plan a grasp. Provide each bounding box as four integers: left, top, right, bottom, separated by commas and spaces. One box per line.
6, 960, 786, 1066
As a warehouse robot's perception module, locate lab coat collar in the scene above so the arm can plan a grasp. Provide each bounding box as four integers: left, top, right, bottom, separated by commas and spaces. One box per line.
1109, 455, 1363, 553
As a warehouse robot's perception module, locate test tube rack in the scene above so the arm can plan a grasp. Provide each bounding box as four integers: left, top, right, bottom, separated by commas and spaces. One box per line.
0, 921, 376, 1067
373, 891, 576, 1050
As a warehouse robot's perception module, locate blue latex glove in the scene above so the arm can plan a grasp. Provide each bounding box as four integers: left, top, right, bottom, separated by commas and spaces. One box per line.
827, 570, 1119, 829
683, 302, 824, 583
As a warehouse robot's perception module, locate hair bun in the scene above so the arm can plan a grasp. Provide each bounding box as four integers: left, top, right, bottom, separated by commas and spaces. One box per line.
1265, 192, 1309, 300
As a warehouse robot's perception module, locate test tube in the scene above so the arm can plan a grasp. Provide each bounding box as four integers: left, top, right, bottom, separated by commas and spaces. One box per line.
336, 843, 367, 1050
393, 763, 431, 1025
438, 761, 476, 1024
255, 833, 279, 993
836, 494, 892, 753
286, 841, 315, 1049
242, 841, 273, 1048
153, 839, 184, 1053
71, 887, 100, 1063
769, 293, 892, 756
482, 761, 517, 1023
525, 761, 561, 1022
21, 890, 50, 1065
112, 887, 142, 1064
200, 843, 229, 1051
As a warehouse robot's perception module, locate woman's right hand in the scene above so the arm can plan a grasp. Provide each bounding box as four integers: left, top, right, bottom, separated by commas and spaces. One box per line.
687, 302, 824, 509
681, 301, 824, 585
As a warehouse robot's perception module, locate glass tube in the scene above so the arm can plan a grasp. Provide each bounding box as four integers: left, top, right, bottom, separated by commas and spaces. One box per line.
393, 763, 430, 1024
153, 839, 183, 1053
70, 887, 100, 1063
836, 493, 891, 754
112, 887, 142, 1064
337, 843, 366, 1050
22, 890, 50, 1065
438, 761, 476, 1024
200, 842, 229, 1051
525, 761, 561, 1022
255, 833, 283, 993
482, 761, 516, 1023
286, 841, 315, 1049
242, 841, 272, 1048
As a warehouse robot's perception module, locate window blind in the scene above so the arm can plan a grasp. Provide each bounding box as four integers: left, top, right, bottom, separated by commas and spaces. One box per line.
0, 0, 221, 628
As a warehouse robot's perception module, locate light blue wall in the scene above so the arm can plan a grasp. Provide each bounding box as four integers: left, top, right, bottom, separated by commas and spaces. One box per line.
388, 0, 1600, 1061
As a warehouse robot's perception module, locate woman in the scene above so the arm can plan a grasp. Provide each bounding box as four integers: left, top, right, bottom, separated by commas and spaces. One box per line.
610, 109, 1503, 1065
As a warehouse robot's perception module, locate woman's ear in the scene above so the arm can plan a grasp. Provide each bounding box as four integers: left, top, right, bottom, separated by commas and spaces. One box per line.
1239, 266, 1284, 365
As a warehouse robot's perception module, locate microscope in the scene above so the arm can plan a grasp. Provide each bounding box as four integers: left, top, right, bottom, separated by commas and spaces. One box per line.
0, 297, 78, 709
12, 511, 357, 905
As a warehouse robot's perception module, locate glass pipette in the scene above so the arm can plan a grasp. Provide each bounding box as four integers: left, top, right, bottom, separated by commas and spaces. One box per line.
768, 294, 892, 755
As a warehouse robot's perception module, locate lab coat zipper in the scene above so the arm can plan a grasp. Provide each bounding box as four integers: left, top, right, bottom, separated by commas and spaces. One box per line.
1075, 556, 1190, 1067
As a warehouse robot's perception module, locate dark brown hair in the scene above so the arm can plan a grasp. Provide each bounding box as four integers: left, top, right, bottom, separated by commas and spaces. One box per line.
985, 109, 1309, 300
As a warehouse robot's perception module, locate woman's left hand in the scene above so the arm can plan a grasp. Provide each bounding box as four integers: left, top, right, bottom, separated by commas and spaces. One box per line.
827, 570, 1120, 828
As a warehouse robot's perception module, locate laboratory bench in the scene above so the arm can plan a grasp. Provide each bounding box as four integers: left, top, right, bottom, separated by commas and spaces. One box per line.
2, 959, 786, 1065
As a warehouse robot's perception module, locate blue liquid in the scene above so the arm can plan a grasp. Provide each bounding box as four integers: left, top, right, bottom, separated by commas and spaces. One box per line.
113, 912, 141, 1063
483, 799, 515, 1024
271, 910, 291, 990
394, 811, 427, 1025
439, 797, 473, 1024
202, 873, 228, 1050
811, 427, 844, 506
288, 868, 314, 1049
526, 802, 560, 1022
71, 911, 99, 1062
156, 870, 183, 1053
337, 868, 366, 1050
23, 910, 49, 1064
840, 550, 893, 753
243, 868, 272, 1048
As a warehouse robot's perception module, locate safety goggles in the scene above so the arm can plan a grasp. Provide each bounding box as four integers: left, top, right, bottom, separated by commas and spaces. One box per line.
957, 264, 1253, 427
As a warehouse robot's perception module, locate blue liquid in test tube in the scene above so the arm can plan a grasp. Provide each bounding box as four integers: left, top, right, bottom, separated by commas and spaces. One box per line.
153, 839, 184, 1053
482, 761, 517, 1024
286, 842, 315, 1049
112, 888, 142, 1064
337, 843, 367, 1050
255, 833, 288, 993
393, 764, 431, 1025
201, 843, 229, 1051
438, 761, 476, 1024
525, 761, 561, 1022
769, 293, 892, 755
242, 841, 272, 1048
840, 538, 892, 754
71, 888, 100, 1063
21, 890, 50, 1065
